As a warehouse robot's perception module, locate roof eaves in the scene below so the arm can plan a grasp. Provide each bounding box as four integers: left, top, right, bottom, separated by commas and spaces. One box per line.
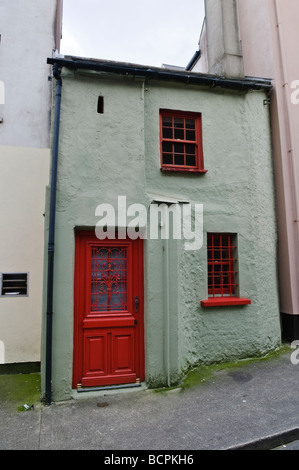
47, 56, 272, 91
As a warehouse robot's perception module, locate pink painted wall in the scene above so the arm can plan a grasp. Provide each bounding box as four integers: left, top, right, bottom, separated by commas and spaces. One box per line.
237, 0, 299, 316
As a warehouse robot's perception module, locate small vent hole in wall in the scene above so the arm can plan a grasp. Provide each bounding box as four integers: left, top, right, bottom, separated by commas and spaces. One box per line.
97, 96, 104, 114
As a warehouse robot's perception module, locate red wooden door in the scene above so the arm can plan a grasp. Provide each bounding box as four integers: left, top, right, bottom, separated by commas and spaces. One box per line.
73, 232, 144, 389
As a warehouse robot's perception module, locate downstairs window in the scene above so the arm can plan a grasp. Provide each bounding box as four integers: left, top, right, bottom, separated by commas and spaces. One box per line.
201, 233, 251, 307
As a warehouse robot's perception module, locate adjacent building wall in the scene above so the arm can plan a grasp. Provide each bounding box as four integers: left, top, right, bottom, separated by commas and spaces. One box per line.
0, 0, 62, 365
236, 0, 299, 338
0, 0, 62, 148
192, 0, 243, 77
191, 19, 208, 74
0, 147, 49, 363
237, 0, 274, 79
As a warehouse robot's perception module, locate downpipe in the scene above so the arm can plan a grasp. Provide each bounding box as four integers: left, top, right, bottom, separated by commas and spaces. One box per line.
161, 206, 171, 387
45, 64, 62, 406
164, 236, 170, 387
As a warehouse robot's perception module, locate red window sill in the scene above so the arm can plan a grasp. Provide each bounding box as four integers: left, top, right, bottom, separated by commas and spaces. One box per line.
201, 297, 251, 307
161, 167, 208, 174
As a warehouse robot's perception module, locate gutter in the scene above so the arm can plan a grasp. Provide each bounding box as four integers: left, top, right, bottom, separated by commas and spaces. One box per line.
47, 56, 272, 91
45, 63, 62, 406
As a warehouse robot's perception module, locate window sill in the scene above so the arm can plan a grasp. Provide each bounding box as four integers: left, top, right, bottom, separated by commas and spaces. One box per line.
161, 167, 208, 174
201, 297, 251, 307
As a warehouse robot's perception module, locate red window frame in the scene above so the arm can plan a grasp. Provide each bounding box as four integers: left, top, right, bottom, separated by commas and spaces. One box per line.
159, 109, 206, 173
207, 233, 237, 298
201, 233, 251, 307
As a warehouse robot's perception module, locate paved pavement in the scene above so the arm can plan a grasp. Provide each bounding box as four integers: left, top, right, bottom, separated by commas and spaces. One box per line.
1, 349, 299, 451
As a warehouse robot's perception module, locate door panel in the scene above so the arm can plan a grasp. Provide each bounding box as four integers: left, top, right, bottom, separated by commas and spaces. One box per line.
73, 232, 144, 389
111, 330, 135, 375
83, 331, 107, 383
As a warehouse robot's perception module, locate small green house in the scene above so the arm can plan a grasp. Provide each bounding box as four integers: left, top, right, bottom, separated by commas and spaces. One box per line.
42, 56, 281, 403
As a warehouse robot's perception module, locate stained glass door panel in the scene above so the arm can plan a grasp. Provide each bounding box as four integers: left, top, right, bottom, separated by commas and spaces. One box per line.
90, 247, 128, 312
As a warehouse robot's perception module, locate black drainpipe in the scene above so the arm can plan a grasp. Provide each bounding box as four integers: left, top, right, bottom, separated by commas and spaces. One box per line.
45, 63, 62, 406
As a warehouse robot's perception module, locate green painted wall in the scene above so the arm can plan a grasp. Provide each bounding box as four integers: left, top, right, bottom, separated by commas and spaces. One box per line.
42, 69, 281, 401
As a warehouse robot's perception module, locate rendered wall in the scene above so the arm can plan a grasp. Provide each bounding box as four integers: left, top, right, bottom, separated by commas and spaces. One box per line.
191, 20, 208, 74
236, 0, 299, 334
144, 80, 281, 375
43, 69, 281, 401
268, 0, 299, 322
237, 0, 274, 79
0, 0, 60, 364
0, 147, 49, 363
197, 0, 244, 77
0, 0, 60, 148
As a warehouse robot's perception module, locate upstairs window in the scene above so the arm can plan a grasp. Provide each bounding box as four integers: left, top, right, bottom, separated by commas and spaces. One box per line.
160, 109, 206, 173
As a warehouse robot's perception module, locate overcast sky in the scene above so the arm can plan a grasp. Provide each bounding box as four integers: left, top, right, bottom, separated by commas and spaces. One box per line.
60, 0, 205, 68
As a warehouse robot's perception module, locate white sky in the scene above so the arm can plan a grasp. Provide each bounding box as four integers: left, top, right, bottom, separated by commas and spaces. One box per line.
60, 0, 205, 68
